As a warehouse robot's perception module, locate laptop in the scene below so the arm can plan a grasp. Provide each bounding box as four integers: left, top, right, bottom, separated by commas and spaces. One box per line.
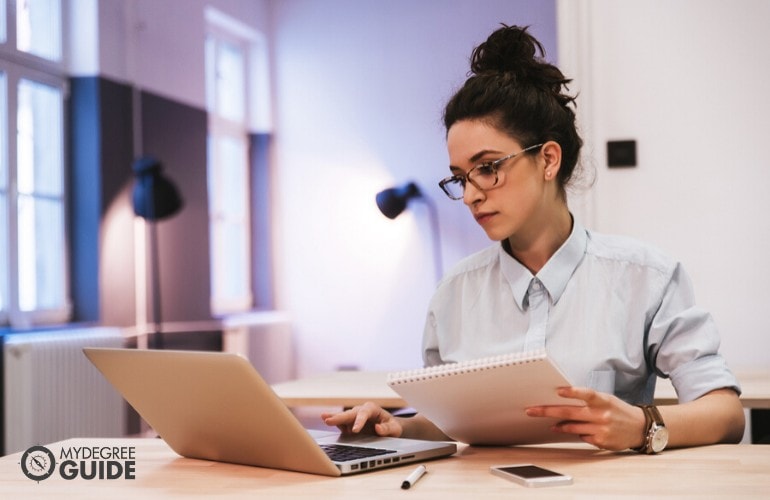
83, 348, 456, 476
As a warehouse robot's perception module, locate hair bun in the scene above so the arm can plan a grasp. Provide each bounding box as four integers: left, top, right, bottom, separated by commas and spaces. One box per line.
470, 24, 574, 107
470, 24, 543, 75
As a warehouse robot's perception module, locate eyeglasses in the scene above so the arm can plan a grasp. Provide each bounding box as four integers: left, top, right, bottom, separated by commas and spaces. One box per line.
438, 143, 544, 200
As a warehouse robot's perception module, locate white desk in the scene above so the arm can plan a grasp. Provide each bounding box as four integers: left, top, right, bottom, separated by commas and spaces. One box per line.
272, 371, 404, 408
272, 369, 770, 409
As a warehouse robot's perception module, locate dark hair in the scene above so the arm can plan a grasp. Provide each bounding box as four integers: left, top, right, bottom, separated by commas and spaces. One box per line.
443, 24, 583, 194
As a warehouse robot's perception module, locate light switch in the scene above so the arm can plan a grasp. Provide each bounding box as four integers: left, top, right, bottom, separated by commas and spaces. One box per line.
607, 140, 637, 168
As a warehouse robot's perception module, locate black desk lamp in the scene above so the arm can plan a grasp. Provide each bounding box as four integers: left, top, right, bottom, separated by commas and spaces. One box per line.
376, 182, 443, 282
132, 156, 183, 349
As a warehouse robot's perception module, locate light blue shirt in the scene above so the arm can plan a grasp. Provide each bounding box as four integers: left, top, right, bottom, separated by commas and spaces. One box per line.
422, 219, 740, 404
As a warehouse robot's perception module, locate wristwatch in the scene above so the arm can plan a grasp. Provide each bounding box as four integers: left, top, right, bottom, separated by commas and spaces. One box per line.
634, 404, 669, 454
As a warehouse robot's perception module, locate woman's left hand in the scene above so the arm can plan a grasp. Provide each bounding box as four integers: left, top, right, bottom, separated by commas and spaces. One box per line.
525, 386, 646, 451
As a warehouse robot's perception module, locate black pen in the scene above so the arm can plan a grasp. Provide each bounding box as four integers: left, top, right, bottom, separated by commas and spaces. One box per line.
401, 465, 427, 489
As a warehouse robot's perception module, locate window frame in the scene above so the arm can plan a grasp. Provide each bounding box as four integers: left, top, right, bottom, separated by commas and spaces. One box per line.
205, 12, 259, 315
0, 0, 70, 327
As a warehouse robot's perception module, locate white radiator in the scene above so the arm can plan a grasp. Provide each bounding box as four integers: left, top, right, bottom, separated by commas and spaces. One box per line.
3, 327, 127, 455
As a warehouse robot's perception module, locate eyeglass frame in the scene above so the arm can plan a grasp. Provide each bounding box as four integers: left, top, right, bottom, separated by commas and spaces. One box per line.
438, 143, 545, 200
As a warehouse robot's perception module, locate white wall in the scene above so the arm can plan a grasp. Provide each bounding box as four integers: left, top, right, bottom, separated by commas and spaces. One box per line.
558, 0, 770, 370
270, 0, 558, 375
93, 0, 270, 110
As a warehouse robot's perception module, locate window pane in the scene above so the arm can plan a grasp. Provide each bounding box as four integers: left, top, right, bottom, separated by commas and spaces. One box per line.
17, 0, 62, 61
0, 191, 6, 312
218, 135, 246, 216
16, 78, 64, 313
216, 40, 245, 122
211, 220, 249, 301
222, 221, 248, 298
0, 0, 6, 44
209, 134, 249, 308
17, 78, 63, 196
206, 22, 254, 313
0, 72, 6, 190
17, 195, 65, 311
0, 72, 6, 313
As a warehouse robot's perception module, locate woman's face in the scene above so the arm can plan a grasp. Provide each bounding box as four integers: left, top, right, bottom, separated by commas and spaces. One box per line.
446, 119, 556, 244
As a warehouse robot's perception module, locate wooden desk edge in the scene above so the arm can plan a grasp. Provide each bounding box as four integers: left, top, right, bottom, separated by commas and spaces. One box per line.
272, 370, 770, 410
281, 396, 768, 410
280, 396, 407, 408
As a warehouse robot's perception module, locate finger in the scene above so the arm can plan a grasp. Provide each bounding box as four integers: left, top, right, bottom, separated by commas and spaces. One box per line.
525, 406, 544, 417
526, 405, 588, 420
322, 406, 367, 429
552, 420, 623, 450
374, 421, 401, 438
321, 408, 353, 425
558, 386, 602, 405
352, 406, 380, 432
574, 432, 600, 448
552, 420, 596, 436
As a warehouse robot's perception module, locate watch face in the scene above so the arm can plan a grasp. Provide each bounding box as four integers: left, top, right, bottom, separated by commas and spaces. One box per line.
651, 426, 669, 453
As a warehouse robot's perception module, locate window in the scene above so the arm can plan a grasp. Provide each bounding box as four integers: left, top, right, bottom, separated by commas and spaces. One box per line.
1, 0, 69, 327
16, 0, 62, 60
205, 9, 256, 314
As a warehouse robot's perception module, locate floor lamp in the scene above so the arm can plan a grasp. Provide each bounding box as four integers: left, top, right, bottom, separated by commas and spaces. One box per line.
375, 181, 443, 283
132, 156, 183, 349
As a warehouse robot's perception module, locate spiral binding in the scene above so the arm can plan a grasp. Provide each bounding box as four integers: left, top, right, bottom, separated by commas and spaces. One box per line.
387, 349, 547, 385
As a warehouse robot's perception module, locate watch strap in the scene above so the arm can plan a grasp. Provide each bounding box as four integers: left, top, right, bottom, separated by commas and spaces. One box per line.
647, 405, 665, 427
634, 404, 667, 454
633, 405, 653, 452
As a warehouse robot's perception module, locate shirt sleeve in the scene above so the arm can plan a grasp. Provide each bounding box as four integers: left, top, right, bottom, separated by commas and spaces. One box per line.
646, 262, 741, 402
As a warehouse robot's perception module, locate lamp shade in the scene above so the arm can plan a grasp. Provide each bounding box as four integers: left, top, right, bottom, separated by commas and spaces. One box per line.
132, 156, 183, 221
375, 182, 422, 219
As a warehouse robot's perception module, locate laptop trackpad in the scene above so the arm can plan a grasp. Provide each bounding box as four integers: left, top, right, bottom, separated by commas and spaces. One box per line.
312, 430, 438, 451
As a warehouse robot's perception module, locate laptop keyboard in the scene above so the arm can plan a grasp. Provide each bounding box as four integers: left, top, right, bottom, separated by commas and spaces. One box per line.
320, 443, 396, 462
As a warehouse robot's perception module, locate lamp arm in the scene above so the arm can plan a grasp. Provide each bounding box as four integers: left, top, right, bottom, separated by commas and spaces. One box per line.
419, 197, 444, 283
147, 220, 164, 349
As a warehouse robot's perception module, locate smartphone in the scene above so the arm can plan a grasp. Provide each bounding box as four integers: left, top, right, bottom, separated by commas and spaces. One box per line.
490, 464, 573, 487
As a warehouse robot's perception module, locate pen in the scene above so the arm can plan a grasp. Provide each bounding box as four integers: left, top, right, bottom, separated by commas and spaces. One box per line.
401, 464, 427, 490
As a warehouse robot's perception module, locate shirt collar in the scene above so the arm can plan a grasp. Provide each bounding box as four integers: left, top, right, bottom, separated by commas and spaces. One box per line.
499, 217, 588, 310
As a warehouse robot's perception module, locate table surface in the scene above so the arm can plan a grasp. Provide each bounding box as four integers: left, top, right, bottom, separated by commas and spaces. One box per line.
2, 438, 768, 498
272, 370, 406, 408
271, 368, 770, 409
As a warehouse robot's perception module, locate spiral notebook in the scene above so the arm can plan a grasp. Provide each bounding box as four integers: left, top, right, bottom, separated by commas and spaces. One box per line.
387, 351, 583, 445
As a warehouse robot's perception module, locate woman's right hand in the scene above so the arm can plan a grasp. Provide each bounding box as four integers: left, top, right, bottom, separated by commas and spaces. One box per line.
321, 402, 404, 437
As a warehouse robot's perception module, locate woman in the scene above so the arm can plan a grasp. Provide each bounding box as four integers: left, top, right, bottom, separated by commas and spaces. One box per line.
323, 24, 744, 452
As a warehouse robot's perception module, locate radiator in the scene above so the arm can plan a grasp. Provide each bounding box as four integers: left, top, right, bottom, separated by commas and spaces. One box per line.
3, 327, 127, 455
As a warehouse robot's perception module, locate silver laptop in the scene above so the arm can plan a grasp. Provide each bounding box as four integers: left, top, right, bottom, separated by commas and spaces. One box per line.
83, 348, 456, 476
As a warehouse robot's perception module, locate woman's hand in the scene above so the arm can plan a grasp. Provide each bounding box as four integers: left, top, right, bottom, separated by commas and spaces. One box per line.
525, 386, 646, 451
322, 402, 404, 437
